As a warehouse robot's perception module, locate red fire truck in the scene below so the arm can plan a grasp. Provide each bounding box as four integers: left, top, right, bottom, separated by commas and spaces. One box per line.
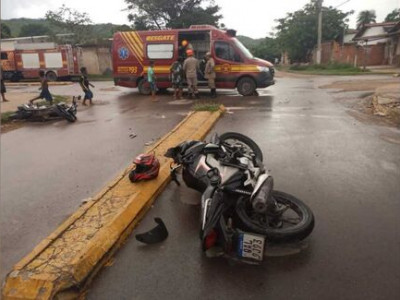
1, 42, 82, 81
112, 25, 275, 96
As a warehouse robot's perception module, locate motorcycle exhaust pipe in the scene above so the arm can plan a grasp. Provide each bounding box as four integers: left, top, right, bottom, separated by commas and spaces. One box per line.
251, 175, 274, 214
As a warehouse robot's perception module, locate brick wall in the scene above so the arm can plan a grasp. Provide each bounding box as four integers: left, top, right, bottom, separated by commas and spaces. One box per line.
315, 41, 387, 66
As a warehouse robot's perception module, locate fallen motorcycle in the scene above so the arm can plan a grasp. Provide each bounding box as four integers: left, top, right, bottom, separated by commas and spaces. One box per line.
165, 132, 315, 263
9, 96, 78, 123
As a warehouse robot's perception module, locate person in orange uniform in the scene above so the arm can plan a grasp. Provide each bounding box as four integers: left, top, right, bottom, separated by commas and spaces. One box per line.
183, 49, 199, 99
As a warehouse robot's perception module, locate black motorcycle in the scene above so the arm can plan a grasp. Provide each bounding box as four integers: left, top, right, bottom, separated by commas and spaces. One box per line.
165, 132, 314, 263
10, 96, 78, 123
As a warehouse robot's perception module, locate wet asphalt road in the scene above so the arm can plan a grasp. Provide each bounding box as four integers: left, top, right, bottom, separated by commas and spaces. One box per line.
1, 75, 400, 299
87, 76, 399, 300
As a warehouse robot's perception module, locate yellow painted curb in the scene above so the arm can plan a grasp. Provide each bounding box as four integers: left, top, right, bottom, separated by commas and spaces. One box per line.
2, 107, 224, 300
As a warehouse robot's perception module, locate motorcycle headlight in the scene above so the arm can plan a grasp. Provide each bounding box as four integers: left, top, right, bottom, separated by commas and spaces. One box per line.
257, 66, 270, 72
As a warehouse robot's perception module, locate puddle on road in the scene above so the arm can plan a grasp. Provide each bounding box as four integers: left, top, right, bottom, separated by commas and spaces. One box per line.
380, 134, 400, 145
119, 107, 136, 114
100, 87, 120, 92
168, 99, 193, 105
91, 100, 110, 106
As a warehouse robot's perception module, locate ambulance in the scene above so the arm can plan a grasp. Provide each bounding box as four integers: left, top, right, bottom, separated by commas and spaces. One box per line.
112, 25, 275, 96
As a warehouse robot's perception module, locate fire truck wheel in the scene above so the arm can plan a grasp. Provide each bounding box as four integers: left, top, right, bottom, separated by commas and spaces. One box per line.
138, 78, 151, 95
10, 74, 20, 82
46, 71, 58, 82
237, 77, 256, 96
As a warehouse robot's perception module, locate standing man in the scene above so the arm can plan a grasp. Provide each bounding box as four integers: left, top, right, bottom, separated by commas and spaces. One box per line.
79, 67, 95, 106
1, 69, 9, 102
147, 60, 158, 101
204, 52, 217, 98
183, 49, 199, 99
29, 70, 53, 105
170, 57, 184, 100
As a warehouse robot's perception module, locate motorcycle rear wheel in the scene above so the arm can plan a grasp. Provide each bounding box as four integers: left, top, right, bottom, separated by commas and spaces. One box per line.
219, 132, 263, 161
236, 190, 314, 243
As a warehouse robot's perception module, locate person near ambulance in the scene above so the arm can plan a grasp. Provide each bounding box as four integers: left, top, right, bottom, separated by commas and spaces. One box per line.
183, 49, 199, 99
204, 52, 217, 98
79, 67, 95, 106
179, 40, 193, 59
170, 57, 184, 100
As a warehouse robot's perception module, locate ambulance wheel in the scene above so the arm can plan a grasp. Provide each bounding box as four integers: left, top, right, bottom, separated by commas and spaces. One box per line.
138, 78, 151, 95
237, 77, 256, 96
46, 71, 58, 82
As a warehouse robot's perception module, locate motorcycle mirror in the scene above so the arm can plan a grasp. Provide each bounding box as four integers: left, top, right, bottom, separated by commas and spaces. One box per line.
210, 133, 220, 144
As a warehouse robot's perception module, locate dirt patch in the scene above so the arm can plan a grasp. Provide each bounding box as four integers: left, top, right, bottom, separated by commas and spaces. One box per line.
1, 121, 24, 134
320, 79, 399, 91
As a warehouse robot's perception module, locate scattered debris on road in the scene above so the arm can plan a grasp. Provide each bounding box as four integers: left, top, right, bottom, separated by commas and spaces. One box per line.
135, 218, 168, 244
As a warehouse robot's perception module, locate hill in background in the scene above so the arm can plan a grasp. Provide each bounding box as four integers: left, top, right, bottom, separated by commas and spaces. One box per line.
3, 18, 265, 49
236, 35, 264, 48
2, 18, 128, 40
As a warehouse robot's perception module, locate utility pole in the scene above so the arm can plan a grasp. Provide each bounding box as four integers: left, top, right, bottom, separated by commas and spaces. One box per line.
316, 0, 323, 64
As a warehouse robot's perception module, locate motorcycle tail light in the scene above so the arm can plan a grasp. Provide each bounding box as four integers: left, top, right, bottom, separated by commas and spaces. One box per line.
204, 229, 217, 249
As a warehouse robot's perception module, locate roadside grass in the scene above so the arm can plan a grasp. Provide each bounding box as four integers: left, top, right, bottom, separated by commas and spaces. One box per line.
69, 74, 113, 83
1, 95, 69, 124
35, 94, 69, 107
276, 63, 378, 75
289, 63, 366, 75
192, 101, 221, 112
88, 74, 113, 81
1, 111, 15, 123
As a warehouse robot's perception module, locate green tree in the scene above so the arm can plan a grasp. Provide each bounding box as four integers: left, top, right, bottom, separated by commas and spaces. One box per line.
45, 5, 93, 44
384, 8, 400, 22
251, 38, 281, 62
113, 24, 133, 33
1, 23, 12, 38
274, 0, 352, 62
356, 10, 376, 28
124, 0, 222, 29
19, 23, 51, 37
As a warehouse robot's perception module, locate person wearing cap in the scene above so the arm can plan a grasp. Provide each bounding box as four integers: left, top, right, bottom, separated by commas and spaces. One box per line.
183, 49, 199, 99
204, 52, 217, 98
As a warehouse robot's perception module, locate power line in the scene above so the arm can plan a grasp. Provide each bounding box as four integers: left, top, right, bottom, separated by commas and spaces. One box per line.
334, 0, 351, 9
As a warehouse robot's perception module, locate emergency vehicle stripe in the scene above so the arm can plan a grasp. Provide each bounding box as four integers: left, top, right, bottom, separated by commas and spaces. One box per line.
131, 32, 144, 57
120, 32, 139, 59
120, 33, 143, 66
124, 32, 143, 60
214, 65, 260, 72
143, 66, 171, 73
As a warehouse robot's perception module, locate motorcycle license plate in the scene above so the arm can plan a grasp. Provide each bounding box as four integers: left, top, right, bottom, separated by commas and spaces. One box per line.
237, 232, 265, 262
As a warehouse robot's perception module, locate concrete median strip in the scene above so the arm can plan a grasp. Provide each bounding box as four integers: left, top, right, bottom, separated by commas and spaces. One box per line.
2, 107, 224, 300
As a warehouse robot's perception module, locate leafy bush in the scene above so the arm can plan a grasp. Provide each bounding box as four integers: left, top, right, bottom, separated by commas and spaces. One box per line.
289, 63, 363, 73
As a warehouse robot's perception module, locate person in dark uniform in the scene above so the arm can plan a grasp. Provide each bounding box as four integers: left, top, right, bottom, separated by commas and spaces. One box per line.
170, 57, 184, 100
79, 67, 95, 105
29, 70, 53, 105
1, 69, 8, 102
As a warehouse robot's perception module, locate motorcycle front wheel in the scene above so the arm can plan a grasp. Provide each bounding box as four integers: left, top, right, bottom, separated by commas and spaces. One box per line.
219, 132, 263, 161
236, 191, 314, 243
56, 106, 77, 123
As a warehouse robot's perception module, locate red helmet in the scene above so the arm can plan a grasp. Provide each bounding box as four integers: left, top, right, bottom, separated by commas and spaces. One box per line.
186, 49, 194, 56
129, 153, 160, 182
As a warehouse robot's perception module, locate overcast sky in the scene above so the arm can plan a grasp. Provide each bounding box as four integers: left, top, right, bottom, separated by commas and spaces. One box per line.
1, 0, 399, 38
